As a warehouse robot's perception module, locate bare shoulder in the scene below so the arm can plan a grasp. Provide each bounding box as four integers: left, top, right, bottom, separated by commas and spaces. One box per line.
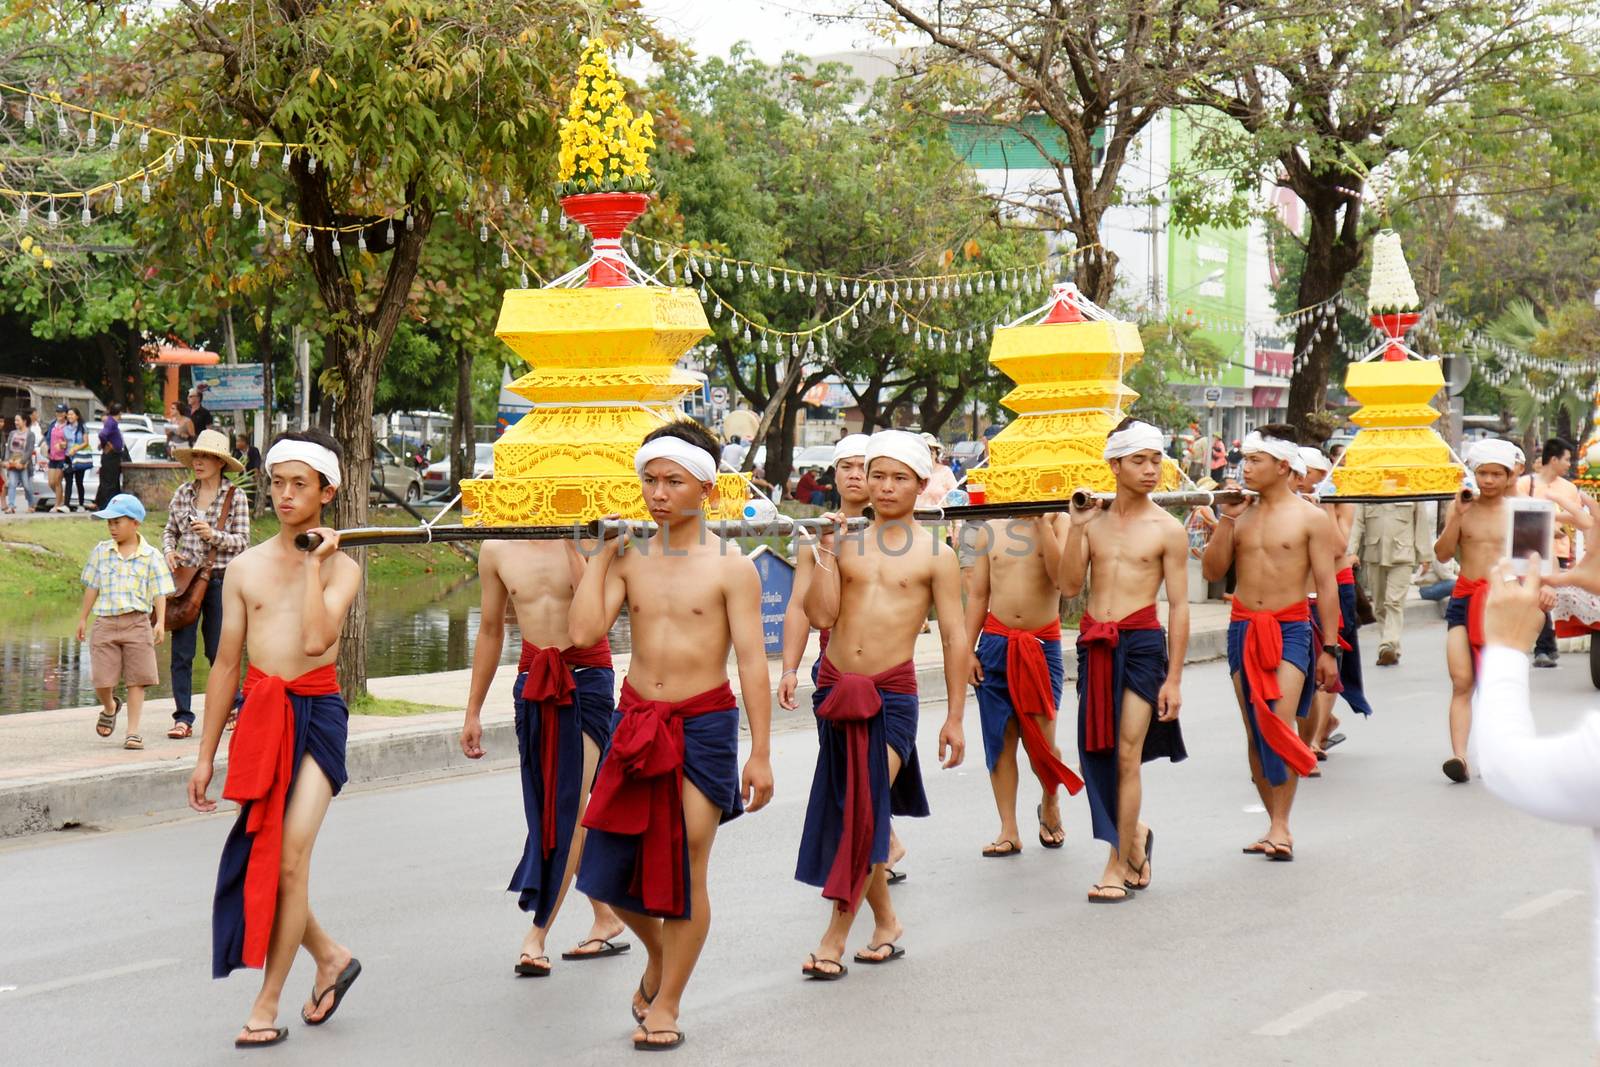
326, 550, 361, 583
718, 547, 759, 588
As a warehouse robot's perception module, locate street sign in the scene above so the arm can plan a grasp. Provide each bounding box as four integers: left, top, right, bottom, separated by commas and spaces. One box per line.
747, 545, 793, 656
1203, 386, 1223, 406
1443, 354, 1471, 397
191, 364, 265, 411
710, 386, 728, 406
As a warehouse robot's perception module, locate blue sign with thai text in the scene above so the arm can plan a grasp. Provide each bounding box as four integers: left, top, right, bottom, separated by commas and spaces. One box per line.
747, 546, 793, 657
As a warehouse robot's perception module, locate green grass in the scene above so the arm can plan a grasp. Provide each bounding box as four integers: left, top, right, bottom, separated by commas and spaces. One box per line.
0, 506, 475, 605
348, 693, 451, 716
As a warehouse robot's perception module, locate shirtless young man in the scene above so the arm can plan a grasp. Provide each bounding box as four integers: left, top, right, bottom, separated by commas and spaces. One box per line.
1060, 420, 1188, 902
1517, 436, 1594, 668
1202, 426, 1340, 862
797, 429, 965, 978
187, 429, 364, 1049
964, 508, 1083, 857
1295, 448, 1372, 763
1433, 439, 1554, 782
459, 538, 626, 977
778, 435, 910, 882
567, 420, 773, 1052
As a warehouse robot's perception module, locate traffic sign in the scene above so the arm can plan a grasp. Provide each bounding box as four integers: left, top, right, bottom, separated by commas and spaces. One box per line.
710, 386, 728, 406
1203, 386, 1223, 406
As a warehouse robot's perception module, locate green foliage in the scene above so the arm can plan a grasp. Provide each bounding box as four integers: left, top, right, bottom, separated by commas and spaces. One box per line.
1129, 322, 1225, 430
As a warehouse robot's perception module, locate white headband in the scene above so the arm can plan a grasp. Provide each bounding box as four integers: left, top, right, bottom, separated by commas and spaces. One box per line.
634, 436, 717, 484
1298, 446, 1332, 474
1467, 439, 1521, 474
1241, 431, 1305, 475
865, 429, 932, 481
833, 433, 870, 465
265, 440, 342, 488
1103, 421, 1164, 461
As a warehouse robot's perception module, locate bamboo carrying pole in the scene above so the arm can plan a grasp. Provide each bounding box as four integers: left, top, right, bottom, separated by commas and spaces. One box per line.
293, 515, 868, 552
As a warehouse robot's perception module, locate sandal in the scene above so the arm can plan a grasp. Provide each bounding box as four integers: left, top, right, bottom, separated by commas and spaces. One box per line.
981, 839, 1022, 858
96, 697, 122, 738
1036, 802, 1065, 849
1241, 838, 1272, 855
513, 954, 551, 977
633, 1029, 685, 1052
885, 868, 908, 885
854, 942, 905, 964
167, 721, 193, 740
562, 937, 631, 960
1265, 840, 1294, 862
1088, 882, 1134, 904
123, 734, 143, 750
302, 958, 361, 1025
234, 1026, 288, 1049
632, 980, 657, 1024
1126, 828, 1154, 890
801, 954, 847, 981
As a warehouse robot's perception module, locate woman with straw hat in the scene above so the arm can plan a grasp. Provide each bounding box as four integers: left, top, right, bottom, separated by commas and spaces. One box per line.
162, 428, 250, 739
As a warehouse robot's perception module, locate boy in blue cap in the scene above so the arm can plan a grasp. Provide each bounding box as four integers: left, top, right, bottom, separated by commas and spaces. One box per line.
77, 493, 176, 749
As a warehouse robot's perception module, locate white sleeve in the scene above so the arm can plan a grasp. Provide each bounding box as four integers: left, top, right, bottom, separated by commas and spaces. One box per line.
1470, 646, 1600, 828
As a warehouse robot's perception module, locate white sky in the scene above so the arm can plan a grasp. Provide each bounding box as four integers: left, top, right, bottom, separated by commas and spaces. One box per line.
629, 0, 905, 68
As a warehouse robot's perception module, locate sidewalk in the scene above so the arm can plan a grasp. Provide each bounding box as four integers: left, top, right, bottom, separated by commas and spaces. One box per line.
0, 602, 1232, 838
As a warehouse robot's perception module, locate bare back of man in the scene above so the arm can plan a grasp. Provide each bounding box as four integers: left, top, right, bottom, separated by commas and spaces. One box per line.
965, 515, 1070, 853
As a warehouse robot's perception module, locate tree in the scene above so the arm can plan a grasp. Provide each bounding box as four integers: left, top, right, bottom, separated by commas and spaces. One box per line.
648, 49, 1045, 488
874, 0, 1232, 304
135, 1, 657, 694
1185, 0, 1584, 427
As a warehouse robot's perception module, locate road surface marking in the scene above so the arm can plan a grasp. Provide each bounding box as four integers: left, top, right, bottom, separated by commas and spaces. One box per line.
1253, 990, 1367, 1036
1502, 889, 1582, 921
0, 958, 180, 1001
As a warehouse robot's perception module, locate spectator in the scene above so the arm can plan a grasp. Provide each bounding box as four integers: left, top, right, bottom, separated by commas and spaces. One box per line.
95, 403, 126, 509
1518, 436, 1593, 668
1208, 437, 1229, 483
1329, 442, 1347, 468
720, 434, 747, 471
4, 411, 35, 513
187, 386, 213, 437
231, 432, 263, 502
165, 399, 195, 451
1350, 500, 1434, 665
162, 429, 250, 739
1185, 476, 1220, 561
916, 433, 960, 508
44, 404, 74, 513
793, 468, 824, 506
1416, 554, 1459, 616
77, 493, 175, 751
62, 407, 91, 511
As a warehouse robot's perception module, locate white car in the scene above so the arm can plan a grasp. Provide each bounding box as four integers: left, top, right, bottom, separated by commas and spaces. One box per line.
28, 432, 168, 510
422, 442, 493, 499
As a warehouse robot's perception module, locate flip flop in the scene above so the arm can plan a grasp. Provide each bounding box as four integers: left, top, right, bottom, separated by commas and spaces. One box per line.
234, 1026, 288, 1049
631, 980, 656, 1024
1324, 732, 1347, 750
802, 954, 847, 981
1126, 828, 1154, 890
302, 958, 361, 1025
1036, 803, 1065, 850
854, 942, 905, 965
633, 1029, 685, 1052
562, 937, 631, 961
1242, 839, 1272, 855
514, 954, 551, 977
981, 839, 1022, 858
885, 868, 907, 885
1442, 757, 1470, 783
1088, 883, 1134, 904
1265, 840, 1294, 863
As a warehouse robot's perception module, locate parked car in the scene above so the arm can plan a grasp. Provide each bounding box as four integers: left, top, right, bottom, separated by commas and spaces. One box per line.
423, 442, 493, 498
371, 441, 424, 505
793, 445, 836, 472
29, 432, 167, 510
85, 414, 157, 439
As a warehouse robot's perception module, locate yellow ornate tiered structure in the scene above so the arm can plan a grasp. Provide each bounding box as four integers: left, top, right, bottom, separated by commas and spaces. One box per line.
460, 287, 745, 525
1331, 357, 1464, 497
982, 284, 1183, 502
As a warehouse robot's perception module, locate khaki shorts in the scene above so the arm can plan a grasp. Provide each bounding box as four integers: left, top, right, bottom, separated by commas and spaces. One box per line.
90, 611, 159, 689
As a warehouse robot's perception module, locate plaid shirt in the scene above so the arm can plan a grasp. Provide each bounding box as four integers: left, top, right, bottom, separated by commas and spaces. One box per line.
81, 537, 176, 616
163, 480, 250, 568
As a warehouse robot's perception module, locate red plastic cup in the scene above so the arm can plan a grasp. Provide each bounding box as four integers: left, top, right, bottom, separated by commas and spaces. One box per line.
966, 481, 986, 505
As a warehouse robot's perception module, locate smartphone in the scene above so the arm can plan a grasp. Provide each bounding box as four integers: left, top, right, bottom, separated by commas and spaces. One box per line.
1505, 497, 1555, 576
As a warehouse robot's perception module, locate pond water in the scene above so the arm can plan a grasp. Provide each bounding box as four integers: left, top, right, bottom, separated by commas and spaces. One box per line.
1, 576, 634, 714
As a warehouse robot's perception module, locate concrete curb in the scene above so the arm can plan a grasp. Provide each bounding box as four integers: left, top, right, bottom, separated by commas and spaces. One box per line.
0, 632, 1227, 840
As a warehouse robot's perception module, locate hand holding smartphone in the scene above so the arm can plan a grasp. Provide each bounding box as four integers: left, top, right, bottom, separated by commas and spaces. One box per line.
1505, 497, 1555, 576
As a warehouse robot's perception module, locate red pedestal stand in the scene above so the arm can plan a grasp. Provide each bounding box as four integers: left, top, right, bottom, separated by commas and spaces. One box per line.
1042, 282, 1085, 324
1372, 311, 1420, 361
559, 192, 650, 288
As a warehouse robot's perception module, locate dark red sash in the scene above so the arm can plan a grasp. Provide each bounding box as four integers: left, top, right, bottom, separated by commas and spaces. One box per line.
225, 663, 341, 970
815, 656, 916, 911
1229, 601, 1319, 777
1076, 604, 1162, 754
1336, 566, 1355, 586
583, 679, 734, 917
983, 613, 1084, 794
519, 639, 612, 856
1453, 576, 1488, 658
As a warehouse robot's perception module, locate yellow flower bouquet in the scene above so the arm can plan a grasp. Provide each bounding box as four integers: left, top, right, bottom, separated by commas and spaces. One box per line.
556, 41, 656, 197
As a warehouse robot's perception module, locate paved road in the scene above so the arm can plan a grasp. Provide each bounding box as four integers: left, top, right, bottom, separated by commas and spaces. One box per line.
1, 610, 1595, 1064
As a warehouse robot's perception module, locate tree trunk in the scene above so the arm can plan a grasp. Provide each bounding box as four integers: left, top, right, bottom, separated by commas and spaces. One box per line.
451, 344, 475, 494
1071, 231, 1119, 307
95, 334, 123, 405
1286, 192, 1364, 427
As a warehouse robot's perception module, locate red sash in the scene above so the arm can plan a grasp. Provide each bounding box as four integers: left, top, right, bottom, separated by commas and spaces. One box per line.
814, 656, 917, 911
1336, 566, 1355, 586
1452, 576, 1488, 658
981, 613, 1085, 794
1076, 604, 1162, 755
518, 639, 613, 856
225, 663, 341, 970
583, 679, 734, 917
1229, 601, 1320, 778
